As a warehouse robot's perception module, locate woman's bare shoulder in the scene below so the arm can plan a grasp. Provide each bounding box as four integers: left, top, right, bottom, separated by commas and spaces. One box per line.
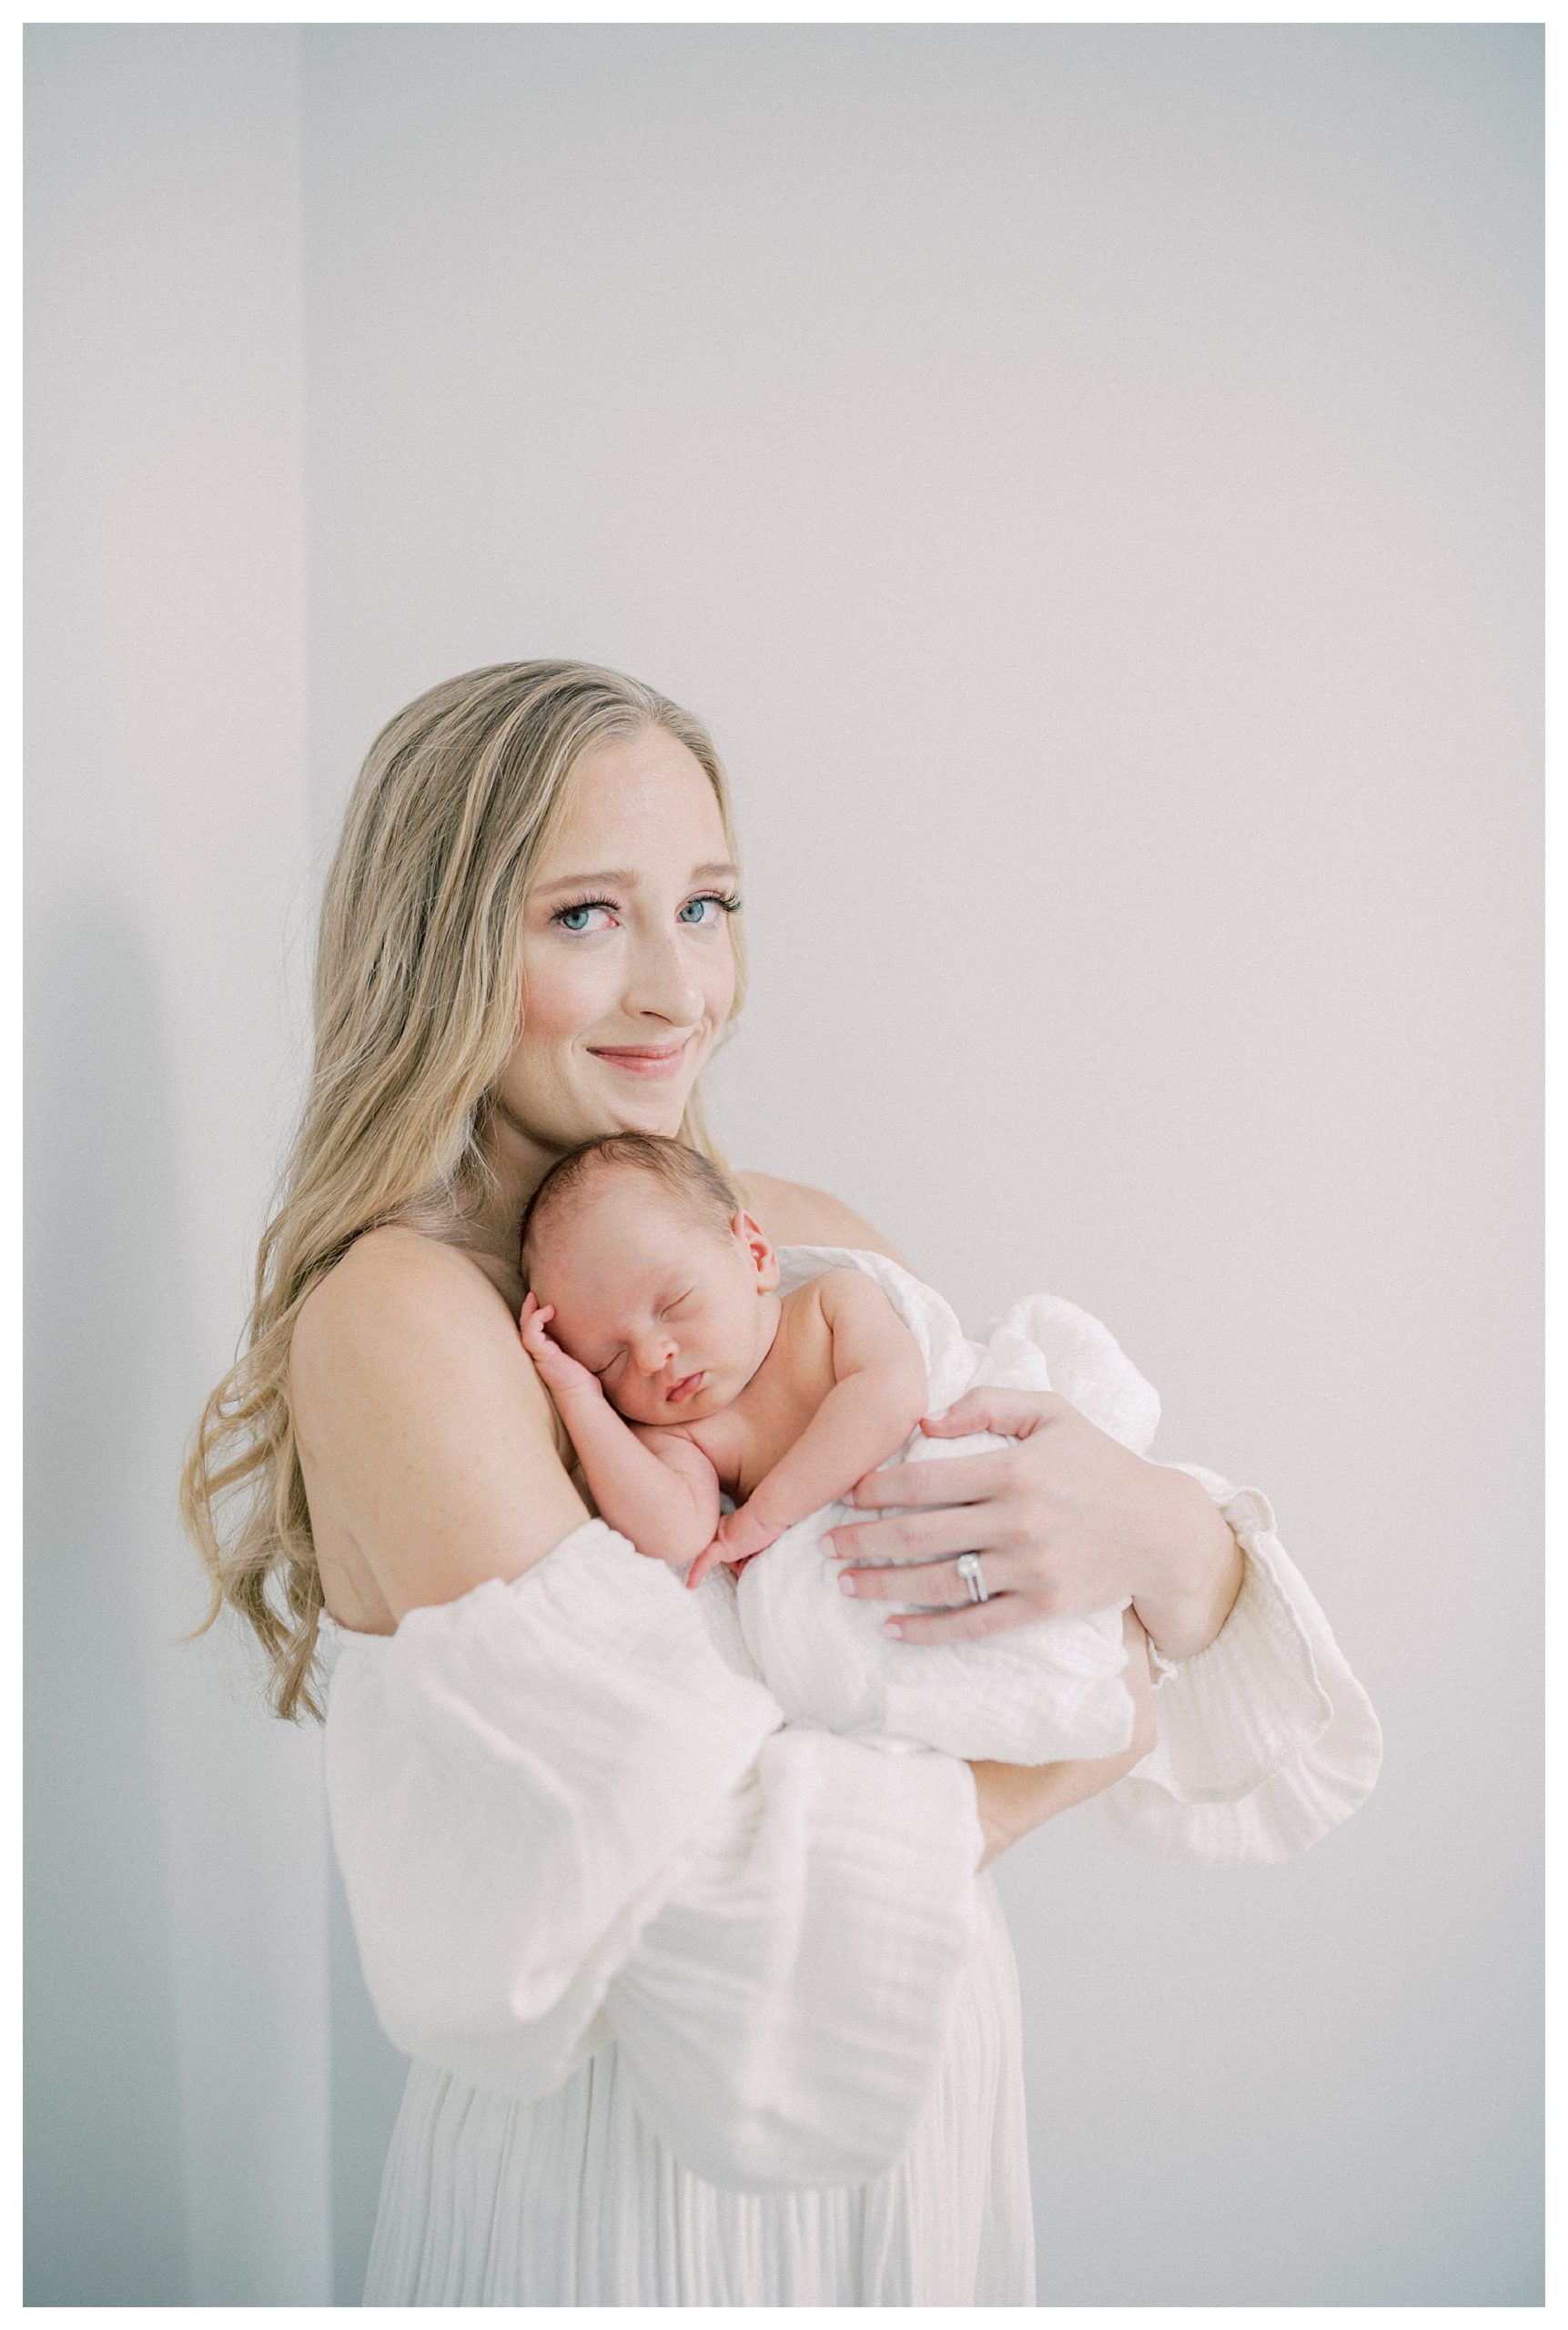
291, 1226, 584, 1622
734, 1171, 913, 1268
295, 1224, 507, 1356
292, 1224, 546, 1467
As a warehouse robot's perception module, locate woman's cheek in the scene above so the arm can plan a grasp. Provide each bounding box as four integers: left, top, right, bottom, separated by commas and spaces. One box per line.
703, 944, 738, 1029
520, 948, 616, 1041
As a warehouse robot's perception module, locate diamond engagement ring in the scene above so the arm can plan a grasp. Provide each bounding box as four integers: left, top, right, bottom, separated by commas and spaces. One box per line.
955, 1552, 989, 1605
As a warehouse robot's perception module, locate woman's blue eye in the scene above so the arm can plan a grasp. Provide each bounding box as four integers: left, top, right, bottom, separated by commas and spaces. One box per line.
678, 894, 739, 927
553, 899, 614, 934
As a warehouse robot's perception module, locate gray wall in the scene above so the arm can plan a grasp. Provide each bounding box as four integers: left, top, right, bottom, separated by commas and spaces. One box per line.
27, 24, 1540, 2305
25, 26, 330, 2306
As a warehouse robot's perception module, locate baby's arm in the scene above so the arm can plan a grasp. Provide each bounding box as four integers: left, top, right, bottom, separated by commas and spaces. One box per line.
715, 1271, 927, 1565
519, 1295, 721, 1565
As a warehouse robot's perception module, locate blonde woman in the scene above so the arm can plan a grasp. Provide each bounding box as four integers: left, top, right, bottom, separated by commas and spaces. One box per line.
183, 660, 1381, 2306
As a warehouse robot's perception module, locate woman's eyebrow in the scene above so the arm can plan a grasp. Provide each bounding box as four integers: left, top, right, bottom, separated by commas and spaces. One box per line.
533, 861, 739, 897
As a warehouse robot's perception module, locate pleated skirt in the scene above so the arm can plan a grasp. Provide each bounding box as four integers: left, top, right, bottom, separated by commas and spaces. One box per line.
363, 1879, 1036, 2305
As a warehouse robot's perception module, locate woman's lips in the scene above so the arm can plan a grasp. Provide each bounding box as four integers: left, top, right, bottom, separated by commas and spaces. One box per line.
588, 1038, 693, 1080
664, 1371, 704, 1405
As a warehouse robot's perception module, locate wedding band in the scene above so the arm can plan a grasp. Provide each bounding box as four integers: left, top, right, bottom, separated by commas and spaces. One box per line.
955, 1552, 989, 1605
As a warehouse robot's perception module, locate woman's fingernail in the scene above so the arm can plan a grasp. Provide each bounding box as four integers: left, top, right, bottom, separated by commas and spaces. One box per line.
883, 1619, 903, 1638
838, 1574, 855, 1596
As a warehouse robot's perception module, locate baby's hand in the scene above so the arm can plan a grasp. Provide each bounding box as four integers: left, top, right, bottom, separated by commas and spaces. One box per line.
519, 1292, 602, 1403
686, 1502, 780, 1589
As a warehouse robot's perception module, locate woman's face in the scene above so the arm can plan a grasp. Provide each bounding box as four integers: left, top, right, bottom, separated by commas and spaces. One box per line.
496, 726, 740, 1166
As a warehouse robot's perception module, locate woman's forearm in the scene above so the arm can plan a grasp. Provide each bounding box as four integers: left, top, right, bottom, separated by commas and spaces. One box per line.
1129, 1464, 1246, 1661
968, 1607, 1157, 1869
968, 1744, 1144, 1870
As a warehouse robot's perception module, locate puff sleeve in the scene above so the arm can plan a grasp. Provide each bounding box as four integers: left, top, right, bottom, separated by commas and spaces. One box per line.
322, 1518, 985, 2193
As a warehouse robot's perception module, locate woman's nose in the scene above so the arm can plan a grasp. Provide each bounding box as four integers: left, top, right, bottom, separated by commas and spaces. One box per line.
624, 929, 704, 1027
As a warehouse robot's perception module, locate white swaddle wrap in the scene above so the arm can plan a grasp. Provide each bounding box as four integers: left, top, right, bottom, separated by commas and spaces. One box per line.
729, 1245, 1163, 1765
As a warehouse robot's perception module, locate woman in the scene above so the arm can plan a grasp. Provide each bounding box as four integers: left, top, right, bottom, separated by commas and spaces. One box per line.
182, 660, 1381, 2305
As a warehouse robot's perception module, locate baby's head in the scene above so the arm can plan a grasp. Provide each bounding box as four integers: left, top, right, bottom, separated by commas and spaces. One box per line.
521, 1133, 781, 1423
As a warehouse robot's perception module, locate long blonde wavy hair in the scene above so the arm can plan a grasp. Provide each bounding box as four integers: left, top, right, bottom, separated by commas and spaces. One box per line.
179, 659, 746, 1722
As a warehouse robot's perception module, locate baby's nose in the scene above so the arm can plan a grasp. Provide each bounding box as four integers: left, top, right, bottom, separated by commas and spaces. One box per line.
633, 1332, 678, 1376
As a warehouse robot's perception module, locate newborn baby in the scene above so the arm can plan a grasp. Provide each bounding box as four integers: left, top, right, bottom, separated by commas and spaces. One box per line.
520, 1131, 1145, 1765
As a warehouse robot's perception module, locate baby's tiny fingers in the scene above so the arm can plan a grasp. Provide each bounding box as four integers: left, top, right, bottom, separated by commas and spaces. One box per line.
686, 1543, 721, 1590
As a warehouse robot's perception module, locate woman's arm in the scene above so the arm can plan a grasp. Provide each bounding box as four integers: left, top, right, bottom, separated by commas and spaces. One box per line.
835, 1388, 1243, 1662
734, 1176, 1239, 1661
728, 1180, 1380, 1866
971, 1607, 1157, 1867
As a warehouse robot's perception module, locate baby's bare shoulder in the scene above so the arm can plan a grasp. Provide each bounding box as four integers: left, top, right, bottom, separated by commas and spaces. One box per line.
804, 1266, 900, 1319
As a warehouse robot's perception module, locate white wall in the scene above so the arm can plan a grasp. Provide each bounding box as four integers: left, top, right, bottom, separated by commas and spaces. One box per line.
27, 24, 1541, 2306
297, 25, 1540, 2305
25, 26, 329, 2305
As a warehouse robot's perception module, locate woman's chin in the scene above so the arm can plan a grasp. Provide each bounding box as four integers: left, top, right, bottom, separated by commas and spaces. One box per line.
585, 1041, 709, 1136
610, 1089, 694, 1138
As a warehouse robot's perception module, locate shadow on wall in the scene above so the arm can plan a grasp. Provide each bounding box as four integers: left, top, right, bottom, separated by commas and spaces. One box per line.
25, 886, 197, 2304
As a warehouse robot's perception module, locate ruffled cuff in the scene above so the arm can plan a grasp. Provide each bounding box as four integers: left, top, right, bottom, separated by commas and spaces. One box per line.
1084, 1468, 1382, 1865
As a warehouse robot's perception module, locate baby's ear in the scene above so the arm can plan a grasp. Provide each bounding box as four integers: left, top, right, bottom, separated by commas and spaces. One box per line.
732, 1209, 781, 1292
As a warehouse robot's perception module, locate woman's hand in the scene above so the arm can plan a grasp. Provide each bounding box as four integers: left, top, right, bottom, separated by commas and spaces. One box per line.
968, 1606, 1158, 1869
825, 1386, 1244, 1662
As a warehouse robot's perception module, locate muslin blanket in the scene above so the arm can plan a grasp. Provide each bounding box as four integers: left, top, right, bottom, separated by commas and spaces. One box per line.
730, 1244, 1163, 1764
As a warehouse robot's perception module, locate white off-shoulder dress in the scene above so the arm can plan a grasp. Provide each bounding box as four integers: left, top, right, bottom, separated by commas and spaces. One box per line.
321, 1303, 1382, 2308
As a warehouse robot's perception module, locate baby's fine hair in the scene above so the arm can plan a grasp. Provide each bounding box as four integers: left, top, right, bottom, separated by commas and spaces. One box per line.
521, 1132, 744, 1266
